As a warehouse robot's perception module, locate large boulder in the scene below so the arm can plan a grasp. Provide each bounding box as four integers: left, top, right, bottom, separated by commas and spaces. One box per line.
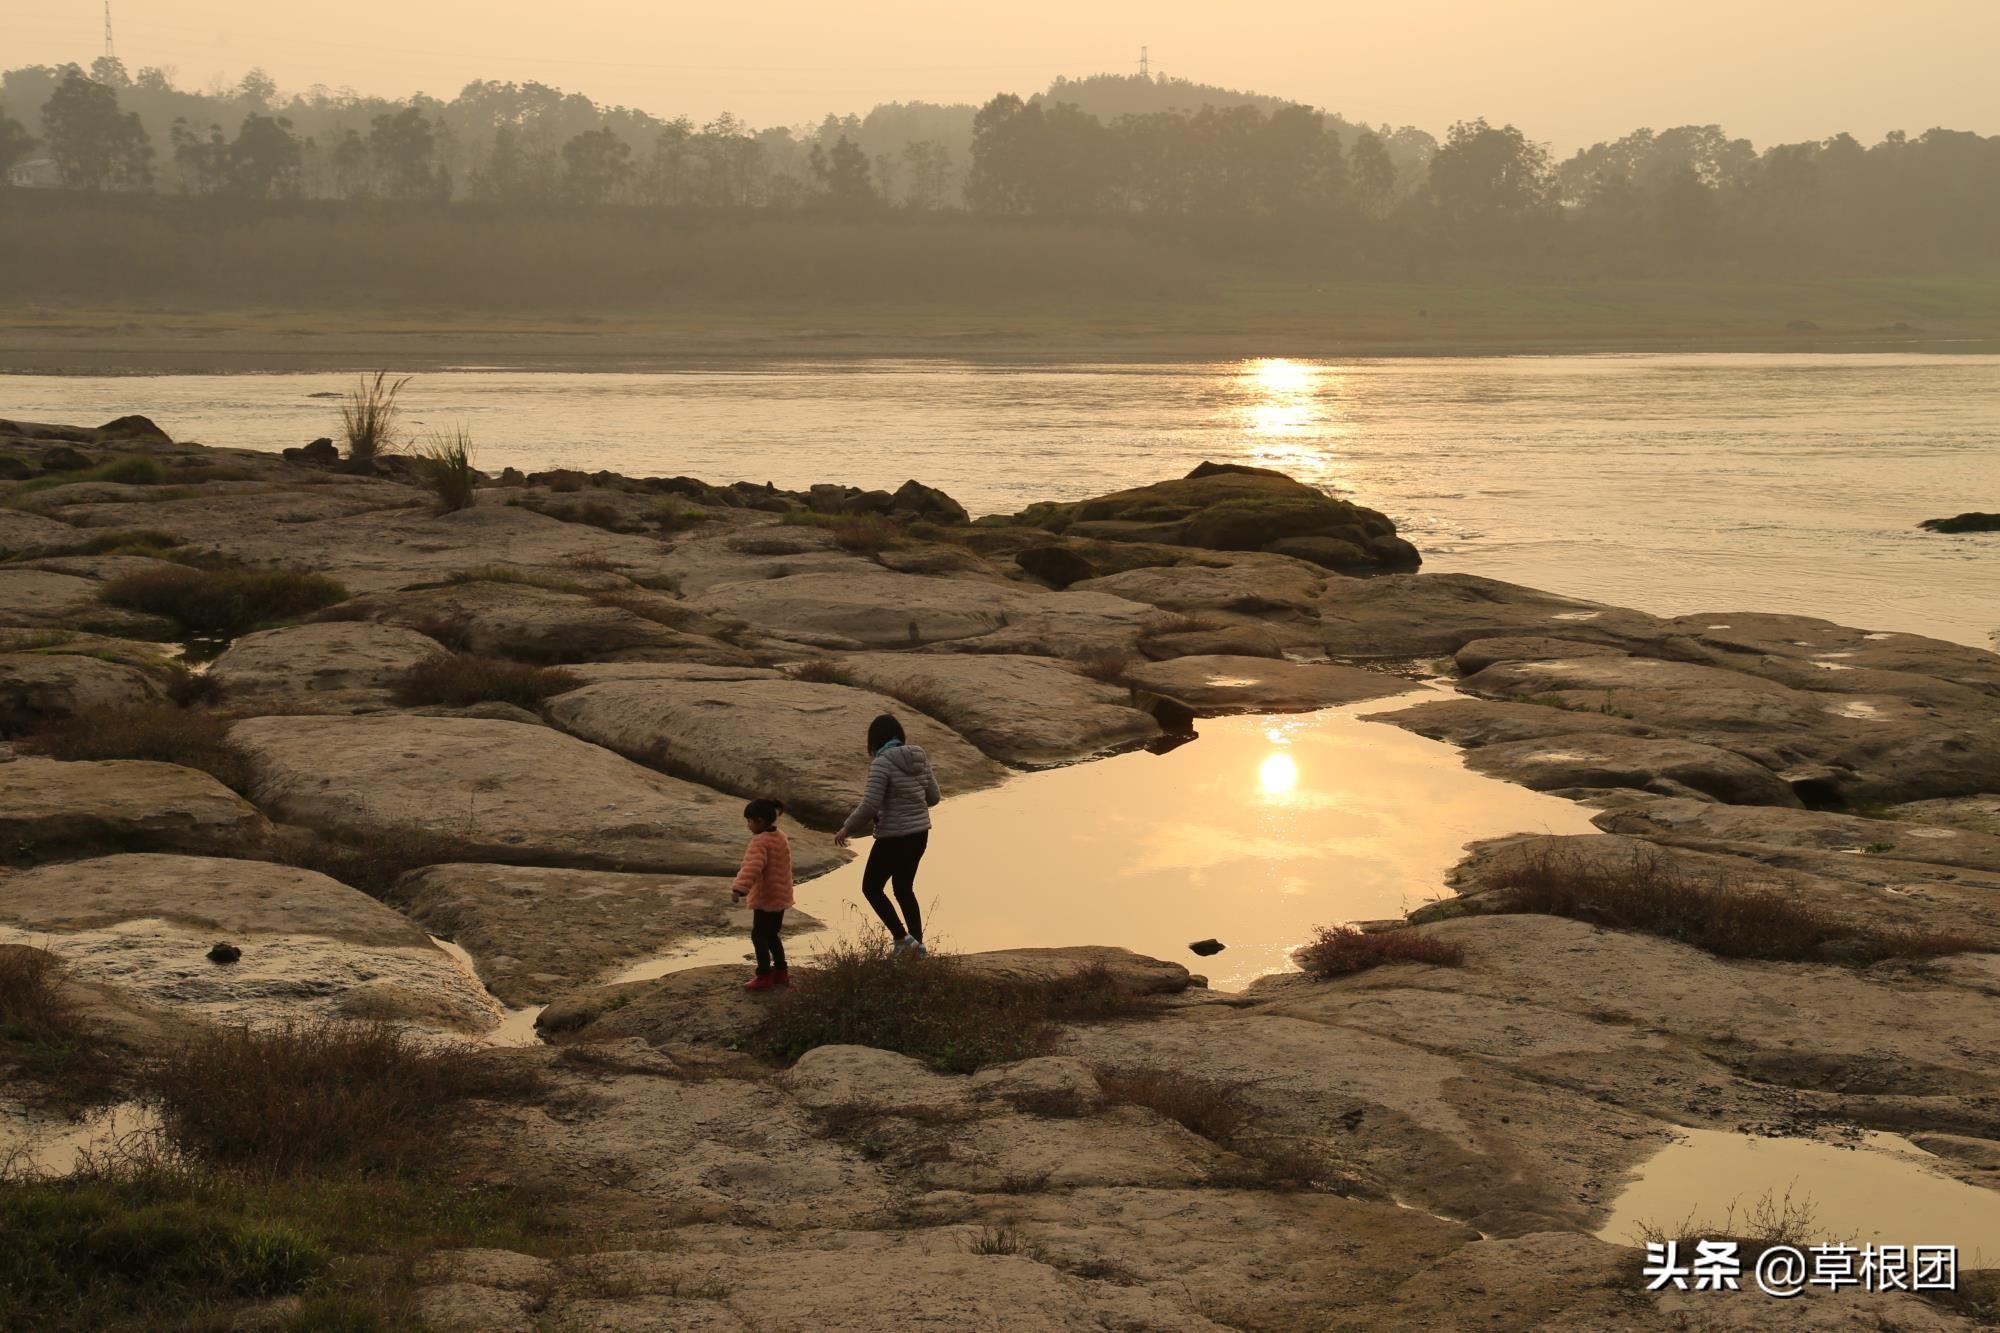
228, 714, 842, 876
1123, 655, 1411, 716
1071, 558, 1327, 617
402, 862, 822, 1006
1316, 573, 1679, 659
1006, 464, 1420, 573
546, 676, 1006, 828
0, 652, 166, 732
0, 757, 267, 854
1593, 798, 2000, 874
889, 480, 969, 524
0, 854, 499, 1030
207, 620, 446, 704
829, 652, 1161, 766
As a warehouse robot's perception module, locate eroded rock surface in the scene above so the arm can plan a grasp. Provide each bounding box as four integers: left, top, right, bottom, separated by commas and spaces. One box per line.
1124, 654, 1412, 715
0, 756, 267, 853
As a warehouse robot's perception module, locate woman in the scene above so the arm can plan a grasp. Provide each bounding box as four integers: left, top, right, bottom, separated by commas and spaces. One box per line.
834, 712, 940, 956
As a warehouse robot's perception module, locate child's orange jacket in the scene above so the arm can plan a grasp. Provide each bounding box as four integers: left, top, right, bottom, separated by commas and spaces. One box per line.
731, 830, 794, 911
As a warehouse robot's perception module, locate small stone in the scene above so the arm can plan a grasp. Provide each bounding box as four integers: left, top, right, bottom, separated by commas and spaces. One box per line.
207, 942, 242, 965
1188, 938, 1225, 957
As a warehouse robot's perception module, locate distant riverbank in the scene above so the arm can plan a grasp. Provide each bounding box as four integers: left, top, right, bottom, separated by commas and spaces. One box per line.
6, 272, 2000, 373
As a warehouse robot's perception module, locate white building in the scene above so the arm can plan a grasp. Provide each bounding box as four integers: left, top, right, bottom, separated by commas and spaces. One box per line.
7, 158, 59, 189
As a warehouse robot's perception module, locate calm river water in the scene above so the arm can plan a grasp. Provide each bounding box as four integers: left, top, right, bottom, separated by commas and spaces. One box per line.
7, 352, 1997, 646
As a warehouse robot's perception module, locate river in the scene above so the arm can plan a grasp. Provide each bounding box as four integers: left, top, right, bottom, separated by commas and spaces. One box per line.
6, 351, 1996, 647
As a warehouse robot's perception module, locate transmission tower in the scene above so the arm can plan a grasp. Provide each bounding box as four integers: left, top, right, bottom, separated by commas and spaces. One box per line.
1139, 46, 1150, 78
104, 1, 115, 59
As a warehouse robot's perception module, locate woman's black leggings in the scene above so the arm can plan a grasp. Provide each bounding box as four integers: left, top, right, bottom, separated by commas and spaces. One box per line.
752, 909, 786, 974
861, 831, 929, 942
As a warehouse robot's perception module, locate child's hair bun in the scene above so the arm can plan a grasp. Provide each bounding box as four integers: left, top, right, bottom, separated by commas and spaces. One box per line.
743, 797, 786, 823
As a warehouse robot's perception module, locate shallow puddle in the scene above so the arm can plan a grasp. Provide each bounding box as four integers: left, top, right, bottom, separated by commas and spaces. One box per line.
1598, 1128, 2000, 1267
0, 1102, 159, 1177
647, 697, 1595, 991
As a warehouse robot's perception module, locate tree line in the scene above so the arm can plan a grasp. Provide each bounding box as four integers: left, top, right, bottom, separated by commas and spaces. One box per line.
3, 57, 1996, 271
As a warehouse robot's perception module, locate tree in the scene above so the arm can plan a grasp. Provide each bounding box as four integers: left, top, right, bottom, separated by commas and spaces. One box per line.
0, 108, 36, 182
170, 118, 230, 194
369, 106, 441, 200
41, 67, 153, 190
1348, 130, 1396, 217
807, 134, 876, 213
899, 139, 953, 210
560, 126, 632, 204
229, 113, 304, 198
329, 127, 370, 198
1427, 118, 1552, 237
237, 68, 278, 110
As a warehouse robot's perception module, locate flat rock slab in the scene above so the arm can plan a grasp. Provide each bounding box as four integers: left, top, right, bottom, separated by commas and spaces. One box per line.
1316, 572, 1676, 658
1123, 654, 1410, 715
546, 676, 1006, 828
208, 620, 445, 698
331, 579, 752, 665
401, 862, 823, 1006
0, 651, 164, 730
1072, 559, 1327, 615
688, 570, 1159, 651
0, 756, 267, 853
0, 854, 498, 1030
0, 509, 81, 557
1369, 697, 1653, 748
1595, 798, 2000, 874
1464, 731, 1801, 807
830, 652, 1160, 766
537, 965, 770, 1047
0, 569, 102, 624
956, 946, 1194, 995
228, 714, 843, 877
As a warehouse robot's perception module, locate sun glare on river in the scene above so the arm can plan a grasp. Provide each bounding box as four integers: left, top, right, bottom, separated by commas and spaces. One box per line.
1258, 751, 1300, 797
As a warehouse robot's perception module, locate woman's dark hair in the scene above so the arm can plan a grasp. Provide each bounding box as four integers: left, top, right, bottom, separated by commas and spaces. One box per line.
866, 713, 906, 755
743, 798, 786, 825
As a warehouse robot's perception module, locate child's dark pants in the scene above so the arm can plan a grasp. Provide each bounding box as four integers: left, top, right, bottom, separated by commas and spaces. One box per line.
752, 909, 787, 974
861, 830, 929, 941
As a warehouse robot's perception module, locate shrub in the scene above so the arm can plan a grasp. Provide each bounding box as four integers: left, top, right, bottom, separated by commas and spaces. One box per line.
784, 658, 848, 684
12, 456, 167, 495
391, 654, 580, 709
1099, 1070, 1249, 1142
539, 499, 627, 531
143, 1019, 537, 1174
338, 371, 409, 463
754, 939, 1156, 1074
241, 824, 494, 900
0, 945, 118, 1105
779, 509, 904, 551
415, 427, 478, 513
100, 566, 348, 636
1294, 925, 1466, 979
63, 529, 182, 557
1483, 846, 1983, 964
19, 702, 252, 792
1070, 650, 1130, 684
652, 502, 713, 534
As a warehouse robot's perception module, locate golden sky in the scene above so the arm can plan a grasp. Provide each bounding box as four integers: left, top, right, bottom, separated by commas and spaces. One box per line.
9, 0, 1997, 149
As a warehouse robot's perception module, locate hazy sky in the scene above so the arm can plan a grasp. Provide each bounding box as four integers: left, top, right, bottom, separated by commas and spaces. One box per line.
9, 0, 1997, 150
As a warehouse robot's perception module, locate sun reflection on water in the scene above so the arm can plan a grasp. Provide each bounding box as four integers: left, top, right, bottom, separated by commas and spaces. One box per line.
1258, 751, 1300, 797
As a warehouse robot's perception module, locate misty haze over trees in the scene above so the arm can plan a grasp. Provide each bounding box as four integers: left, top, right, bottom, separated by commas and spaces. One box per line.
1, 56, 1995, 310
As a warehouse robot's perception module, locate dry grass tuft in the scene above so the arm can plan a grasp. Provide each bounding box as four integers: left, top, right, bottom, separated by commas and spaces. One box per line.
0, 946, 120, 1107
19, 702, 252, 793
415, 427, 479, 513
784, 658, 849, 684
1069, 650, 1131, 684
338, 371, 410, 463
780, 510, 905, 551
100, 566, 348, 636
391, 654, 581, 710
1483, 846, 1982, 964
143, 1019, 538, 1175
1295, 925, 1466, 979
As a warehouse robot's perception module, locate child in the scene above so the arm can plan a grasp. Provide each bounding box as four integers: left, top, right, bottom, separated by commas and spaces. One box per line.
731, 798, 794, 991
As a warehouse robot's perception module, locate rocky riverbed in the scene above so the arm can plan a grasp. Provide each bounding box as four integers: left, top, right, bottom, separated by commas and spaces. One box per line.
4, 414, 2000, 1328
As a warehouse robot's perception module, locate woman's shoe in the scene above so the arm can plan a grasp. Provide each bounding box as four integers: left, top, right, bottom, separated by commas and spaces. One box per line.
909, 938, 928, 959
892, 935, 915, 955
744, 973, 779, 991
772, 968, 791, 986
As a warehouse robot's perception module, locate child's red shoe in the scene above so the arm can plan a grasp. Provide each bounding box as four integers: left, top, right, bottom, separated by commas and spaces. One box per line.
772, 968, 791, 986
743, 973, 779, 991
